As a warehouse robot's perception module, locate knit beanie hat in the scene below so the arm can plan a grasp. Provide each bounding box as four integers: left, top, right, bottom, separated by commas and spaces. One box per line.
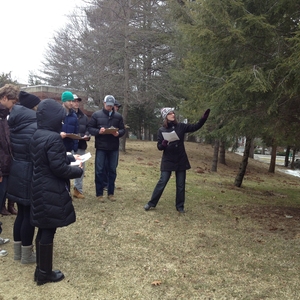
61, 91, 74, 102
161, 107, 174, 119
19, 91, 41, 109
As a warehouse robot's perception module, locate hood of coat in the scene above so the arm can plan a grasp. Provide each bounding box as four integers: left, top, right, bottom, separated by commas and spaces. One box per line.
8, 104, 37, 132
36, 99, 65, 133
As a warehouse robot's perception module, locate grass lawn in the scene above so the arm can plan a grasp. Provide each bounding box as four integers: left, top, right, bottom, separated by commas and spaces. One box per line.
1, 139, 300, 300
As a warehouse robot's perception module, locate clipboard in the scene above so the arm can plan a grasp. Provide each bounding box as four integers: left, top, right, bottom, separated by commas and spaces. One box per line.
65, 133, 84, 140
103, 127, 118, 134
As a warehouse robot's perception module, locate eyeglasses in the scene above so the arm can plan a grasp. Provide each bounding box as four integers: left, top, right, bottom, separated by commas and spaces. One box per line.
167, 112, 175, 115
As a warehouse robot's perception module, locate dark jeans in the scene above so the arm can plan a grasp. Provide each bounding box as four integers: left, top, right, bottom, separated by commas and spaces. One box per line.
148, 170, 186, 210
13, 204, 35, 246
0, 176, 8, 209
95, 149, 119, 196
36, 228, 57, 245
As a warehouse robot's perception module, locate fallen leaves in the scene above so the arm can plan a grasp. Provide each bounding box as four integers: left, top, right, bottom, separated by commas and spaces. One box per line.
151, 280, 162, 286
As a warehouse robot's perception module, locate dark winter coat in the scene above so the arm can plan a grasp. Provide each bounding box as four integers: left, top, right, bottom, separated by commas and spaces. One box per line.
88, 108, 125, 151
30, 99, 83, 229
7, 105, 37, 206
157, 117, 208, 172
0, 103, 12, 177
61, 108, 79, 152
75, 108, 90, 150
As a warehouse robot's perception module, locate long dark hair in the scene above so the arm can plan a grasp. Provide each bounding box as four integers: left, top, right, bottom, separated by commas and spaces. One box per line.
163, 114, 178, 128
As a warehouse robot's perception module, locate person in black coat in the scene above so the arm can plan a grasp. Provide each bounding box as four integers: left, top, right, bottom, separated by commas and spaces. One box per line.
30, 99, 83, 285
7, 91, 41, 264
87, 95, 125, 202
144, 107, 210, 213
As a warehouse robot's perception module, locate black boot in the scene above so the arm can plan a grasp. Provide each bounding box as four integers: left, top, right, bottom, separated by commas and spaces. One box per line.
34, 240, 62, 282
36, 243, 64, 286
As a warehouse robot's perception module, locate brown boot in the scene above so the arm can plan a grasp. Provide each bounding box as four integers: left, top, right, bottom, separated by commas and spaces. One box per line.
1, 206, 11, 216
8, 201, 18, 215
73, 188, 85, 199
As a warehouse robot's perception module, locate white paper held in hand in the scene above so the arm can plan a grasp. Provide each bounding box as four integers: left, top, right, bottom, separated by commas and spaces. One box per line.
162, 131, 179, 143
71, 152, 92, 166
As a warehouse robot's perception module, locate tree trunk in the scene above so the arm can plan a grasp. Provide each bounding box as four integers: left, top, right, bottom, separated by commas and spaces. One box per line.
234, 137, 252, 187
268, 140, 277, 173
211, 140, 220, 172
249, 139, 254, 158
119, 0, 131, 153
285, 145, 291, 168
219, 140, 226, 165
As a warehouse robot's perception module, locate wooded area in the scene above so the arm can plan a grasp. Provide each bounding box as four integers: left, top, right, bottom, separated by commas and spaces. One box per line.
2, 0, 300, 187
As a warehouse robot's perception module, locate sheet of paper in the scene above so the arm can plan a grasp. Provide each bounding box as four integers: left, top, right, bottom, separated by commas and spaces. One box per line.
71, 152, 92, 166
162, 131, 179, 143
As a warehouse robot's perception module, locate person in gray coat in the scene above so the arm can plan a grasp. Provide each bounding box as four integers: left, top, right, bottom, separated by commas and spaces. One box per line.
30, 99, 83, 285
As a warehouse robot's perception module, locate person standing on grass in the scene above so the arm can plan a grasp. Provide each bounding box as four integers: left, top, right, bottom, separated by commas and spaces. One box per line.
144, 107, 210, 213
7, 91, 41, 264
88, 95, 125, 202
60, 91, 79, 153
30, 99, 83, 285
0, 84, 19, 256
72, 94, 90, 199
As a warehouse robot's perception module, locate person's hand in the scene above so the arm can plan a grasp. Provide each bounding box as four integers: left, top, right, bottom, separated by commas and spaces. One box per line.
60, 132, 66, 139
83, 135, 90, 140
202, 109, 211, 120
74, 154, 81, 160
0, 176, 2, 183
112, 131, 119, 137
162, 140, 168, 147
99, 127, 106, 134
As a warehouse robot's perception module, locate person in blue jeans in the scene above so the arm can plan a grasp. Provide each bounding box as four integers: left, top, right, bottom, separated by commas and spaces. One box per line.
144, 107, 210, 213
88, 95, 125, 202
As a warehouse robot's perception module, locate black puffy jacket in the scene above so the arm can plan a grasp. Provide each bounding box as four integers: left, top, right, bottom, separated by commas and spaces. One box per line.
0, 103, 11, 177
30, 99, 83, 228
75, 108, 90, 150
88, 108, 125, 151
157, 117, 207, 172
7, 105, 37, 206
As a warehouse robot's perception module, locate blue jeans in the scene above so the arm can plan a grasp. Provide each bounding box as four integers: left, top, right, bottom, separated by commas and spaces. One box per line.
0, 176, 8, 209
95, 149, 119, 196
148, 170, 186, 210
73, 148, 86, 193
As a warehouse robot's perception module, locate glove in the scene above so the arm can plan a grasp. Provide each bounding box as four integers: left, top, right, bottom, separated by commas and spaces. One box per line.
162, 140, 168, 147
202, 109, 211, 120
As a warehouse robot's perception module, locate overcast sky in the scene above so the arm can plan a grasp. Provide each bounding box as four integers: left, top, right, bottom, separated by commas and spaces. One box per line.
1, 0, 84, 83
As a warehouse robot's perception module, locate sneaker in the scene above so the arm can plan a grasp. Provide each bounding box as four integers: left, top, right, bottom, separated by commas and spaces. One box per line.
97, 196, 105, 203
0, 237, 10, 245
177, 208, 185, 214
108, 195, 116, 202
0, 249, 8, 257
144, 204, 152, 211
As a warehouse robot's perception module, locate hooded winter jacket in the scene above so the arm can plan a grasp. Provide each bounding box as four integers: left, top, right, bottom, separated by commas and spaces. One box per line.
157, 117, 208, 172
7, 105, 37, 205
0, 103, 12, 177
30, 99, 83, 228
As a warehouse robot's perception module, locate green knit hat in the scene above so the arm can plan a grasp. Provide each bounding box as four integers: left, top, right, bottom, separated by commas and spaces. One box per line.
61, 91, 74, 102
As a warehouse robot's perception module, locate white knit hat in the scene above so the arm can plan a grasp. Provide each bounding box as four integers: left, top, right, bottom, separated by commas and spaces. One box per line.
161, 107, 174, 119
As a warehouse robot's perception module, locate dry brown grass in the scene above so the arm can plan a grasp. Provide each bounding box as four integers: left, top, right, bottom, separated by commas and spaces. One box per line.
1, 139, 300, 300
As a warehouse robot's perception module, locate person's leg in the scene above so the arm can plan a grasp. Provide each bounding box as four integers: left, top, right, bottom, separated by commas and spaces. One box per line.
95, 150, 106, 197
175, 170, 186, 212
13, 203, 23, 260
37, 227, 64, 285
145, 171, 172, 209
0, 177, 10, 216
73, 148, 85, 194
21, 205, 35, 246
107, 150, 119, 197
103, 158, 109, 190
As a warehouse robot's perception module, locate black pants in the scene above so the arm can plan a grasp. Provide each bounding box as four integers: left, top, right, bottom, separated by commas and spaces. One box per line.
13, 204, 35, 246
148, 170, 186, 210
36, 228, 57, 245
